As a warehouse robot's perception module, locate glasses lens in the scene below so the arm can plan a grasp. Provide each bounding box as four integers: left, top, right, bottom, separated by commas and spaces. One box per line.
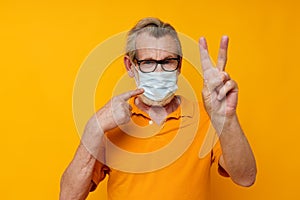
162, 59, 179, 71
139, 60, 157, 73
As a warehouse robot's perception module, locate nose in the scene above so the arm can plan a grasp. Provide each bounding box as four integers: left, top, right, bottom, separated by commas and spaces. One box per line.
155, 63, 164, 72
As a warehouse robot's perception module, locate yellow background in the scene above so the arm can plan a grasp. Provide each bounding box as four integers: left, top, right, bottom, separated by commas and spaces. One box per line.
0, 0, 299, 199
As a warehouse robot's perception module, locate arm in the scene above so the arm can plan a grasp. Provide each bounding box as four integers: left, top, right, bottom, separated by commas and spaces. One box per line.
218, 114, 256, 186
60, 143, 98, 200
199, 36, 257, 186
59, 88, 144, 199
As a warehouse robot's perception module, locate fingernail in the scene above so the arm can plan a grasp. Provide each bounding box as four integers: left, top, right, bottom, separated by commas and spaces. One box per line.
199, 37, 206, 46
222, 35, 228, 40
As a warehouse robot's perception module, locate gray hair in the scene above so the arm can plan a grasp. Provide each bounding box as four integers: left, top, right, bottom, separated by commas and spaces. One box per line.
125, 17, 182, 60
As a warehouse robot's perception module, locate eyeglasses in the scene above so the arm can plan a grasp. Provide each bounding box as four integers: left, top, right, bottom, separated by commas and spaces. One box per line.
134, 56, 181, 73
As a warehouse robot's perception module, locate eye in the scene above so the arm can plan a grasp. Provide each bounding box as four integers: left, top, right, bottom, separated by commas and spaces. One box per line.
162, 59, 171, 64
141, 60, 156, 65
163, 59, 177, 65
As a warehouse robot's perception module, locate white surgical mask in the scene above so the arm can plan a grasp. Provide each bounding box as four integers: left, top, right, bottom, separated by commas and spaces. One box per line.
135, 70, 178, 101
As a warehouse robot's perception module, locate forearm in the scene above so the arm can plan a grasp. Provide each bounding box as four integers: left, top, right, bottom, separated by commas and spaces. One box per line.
59, 89, 141, 199
218, 114, 257, 187
60, 143, 96, 200
60, 107, 110, 199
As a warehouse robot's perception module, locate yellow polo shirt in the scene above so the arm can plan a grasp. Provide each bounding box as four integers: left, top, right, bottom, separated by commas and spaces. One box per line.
92, 96, 224, 200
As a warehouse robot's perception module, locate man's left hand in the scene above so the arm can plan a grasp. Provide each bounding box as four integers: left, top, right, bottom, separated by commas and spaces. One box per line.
199, 36, 239, 121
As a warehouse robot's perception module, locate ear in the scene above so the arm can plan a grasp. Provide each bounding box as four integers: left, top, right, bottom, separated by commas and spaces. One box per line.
124, 55, 135, 77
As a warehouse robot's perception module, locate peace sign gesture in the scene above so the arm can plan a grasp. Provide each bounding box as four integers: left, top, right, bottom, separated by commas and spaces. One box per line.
199, 36, 238, 123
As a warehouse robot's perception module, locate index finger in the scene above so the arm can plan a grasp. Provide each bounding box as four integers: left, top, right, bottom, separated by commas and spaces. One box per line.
199, 37, 213, 72
216, 35, 229, 71
118, 88, 144, 101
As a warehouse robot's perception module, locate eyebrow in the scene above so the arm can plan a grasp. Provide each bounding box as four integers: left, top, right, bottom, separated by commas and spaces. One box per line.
137, 55, 178, 60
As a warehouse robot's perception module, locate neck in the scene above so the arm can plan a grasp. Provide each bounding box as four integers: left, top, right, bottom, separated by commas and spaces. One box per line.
135, 96, 181, 124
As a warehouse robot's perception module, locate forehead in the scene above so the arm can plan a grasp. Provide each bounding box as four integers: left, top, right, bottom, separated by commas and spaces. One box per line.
135, 33, 178, 58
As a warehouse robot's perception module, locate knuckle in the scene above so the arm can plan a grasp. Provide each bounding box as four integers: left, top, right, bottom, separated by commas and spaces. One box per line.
222, 71, 229, 78
226, 80, 231, 87
120, 109, 127, 116
229, 80, 236, 87
220, 72, 228, 81
111, 96, 119, 103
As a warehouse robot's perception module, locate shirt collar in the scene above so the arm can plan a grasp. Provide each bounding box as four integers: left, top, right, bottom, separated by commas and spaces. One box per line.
130, 95, 195, 120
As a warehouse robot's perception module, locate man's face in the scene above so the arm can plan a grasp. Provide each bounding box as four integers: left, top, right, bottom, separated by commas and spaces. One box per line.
132, 32, 181, 106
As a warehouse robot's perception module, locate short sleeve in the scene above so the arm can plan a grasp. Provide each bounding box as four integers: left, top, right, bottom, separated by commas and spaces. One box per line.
212, 140, 229, 177
90, 160, 110, 192
212, 140, 222, 164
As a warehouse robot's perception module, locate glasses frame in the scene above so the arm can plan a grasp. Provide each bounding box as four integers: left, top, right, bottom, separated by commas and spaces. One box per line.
134, 55, 181, 73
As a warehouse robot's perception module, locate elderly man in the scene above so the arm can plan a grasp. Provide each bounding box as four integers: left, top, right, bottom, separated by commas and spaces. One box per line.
60, 17, 256, 200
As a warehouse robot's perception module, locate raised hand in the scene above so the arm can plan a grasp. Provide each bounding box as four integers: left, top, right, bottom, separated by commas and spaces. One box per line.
199, 36, 238, 121
84, 88, 144, 135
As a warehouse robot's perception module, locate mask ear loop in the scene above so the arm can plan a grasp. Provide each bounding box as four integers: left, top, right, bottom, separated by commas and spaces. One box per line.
130, 61, 140, 87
